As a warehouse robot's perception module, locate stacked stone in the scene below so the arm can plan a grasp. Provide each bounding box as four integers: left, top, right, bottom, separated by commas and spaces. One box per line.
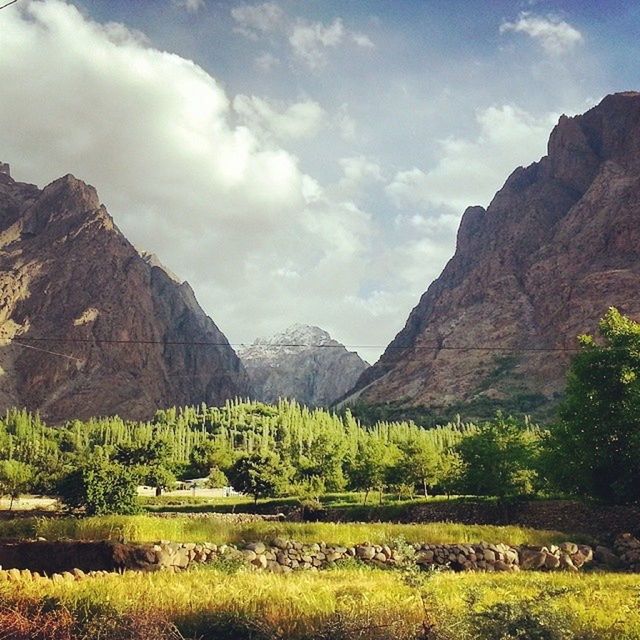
0, 568, 114, 583
415, 542, 519, 572
0, 539, 607, 578
614, 533, 640, 571
519, 542, 593, 572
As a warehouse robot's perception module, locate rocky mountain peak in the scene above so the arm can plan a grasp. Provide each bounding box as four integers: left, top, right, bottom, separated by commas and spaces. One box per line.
239, 325, 368, 407
344, 92, 640, 419
0, 167, 250, 421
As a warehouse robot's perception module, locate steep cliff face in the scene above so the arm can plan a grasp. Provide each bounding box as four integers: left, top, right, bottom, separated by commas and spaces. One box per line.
346, 92, 640, 415
238, 324, 369, 407
0, 167, 250, 421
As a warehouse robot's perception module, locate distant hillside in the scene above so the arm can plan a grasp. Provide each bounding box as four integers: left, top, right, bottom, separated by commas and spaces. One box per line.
238, 324, 369, 407
344, 92, 640, 419
0, 165, 250, 421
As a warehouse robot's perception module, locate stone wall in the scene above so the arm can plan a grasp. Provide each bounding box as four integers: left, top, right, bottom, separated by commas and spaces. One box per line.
2, 534, 637, 581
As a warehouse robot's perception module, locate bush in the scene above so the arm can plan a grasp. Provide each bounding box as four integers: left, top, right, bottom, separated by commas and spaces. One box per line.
57, 460, 139, 516
472, 600, 575, 640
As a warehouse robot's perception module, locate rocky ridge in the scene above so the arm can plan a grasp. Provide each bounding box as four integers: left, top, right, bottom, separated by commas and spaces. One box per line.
238, 324, 369, 407
345, 92, 640, 416
0, 165, 250, 421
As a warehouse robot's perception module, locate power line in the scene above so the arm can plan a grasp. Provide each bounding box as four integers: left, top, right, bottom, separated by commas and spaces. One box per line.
0, 0, 19, 10
8, 335, 584, 352
11, 340, 83, 363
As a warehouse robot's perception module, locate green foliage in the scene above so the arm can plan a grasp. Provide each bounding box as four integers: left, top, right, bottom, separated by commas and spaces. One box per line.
471, 599, 575, 640
227, 452, 291, 503
547, 308, 640, 503
57, 460, 140, 516
207, 466, 229, 489
0, 459, 34, 508
456, 414, 539, 497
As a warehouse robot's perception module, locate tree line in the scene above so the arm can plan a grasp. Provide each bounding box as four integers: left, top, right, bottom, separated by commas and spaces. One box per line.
0, 308, 638, 512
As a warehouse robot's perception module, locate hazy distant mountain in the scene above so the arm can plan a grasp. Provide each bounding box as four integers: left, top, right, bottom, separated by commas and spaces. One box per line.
239, 324, 369, 407
344, 92, 640, 418
0, 165, 250, 421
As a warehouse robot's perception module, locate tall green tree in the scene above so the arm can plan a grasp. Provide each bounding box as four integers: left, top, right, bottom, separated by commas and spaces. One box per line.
347, 436, 398, 504
397, 438, 440, 497
547, 308, 640, 503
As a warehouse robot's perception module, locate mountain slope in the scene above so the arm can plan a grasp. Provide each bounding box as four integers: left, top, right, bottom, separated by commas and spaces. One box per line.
238, 324, 369, 407
0, 165, 250, 421
345, 92, 640, 417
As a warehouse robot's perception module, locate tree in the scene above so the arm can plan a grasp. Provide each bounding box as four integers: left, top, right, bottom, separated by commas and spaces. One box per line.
207, 466, 229, 489
456, 414, 538, 498
227, 452, 290, 503
57, 459, 139, 515
115, 439, 175, 496
347, 436, 397, 504
547, 308, 640, 503
397, 438, 440, 497
0, 460, 34, 510
189, 439, 235, 477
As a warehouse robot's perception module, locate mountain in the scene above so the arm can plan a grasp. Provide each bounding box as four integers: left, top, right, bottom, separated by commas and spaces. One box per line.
238, 324, 369, 407
344, 92, 640, 419
0, 165, 250, 421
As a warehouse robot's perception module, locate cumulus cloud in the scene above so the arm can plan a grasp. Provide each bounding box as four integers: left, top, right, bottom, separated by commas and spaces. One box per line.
500, 12, 583, 55
231, 2, 373, 69
233, 95, 326, 142
386, 105, 558, 212
0, 0, 383, 355
172, 0, 205, 13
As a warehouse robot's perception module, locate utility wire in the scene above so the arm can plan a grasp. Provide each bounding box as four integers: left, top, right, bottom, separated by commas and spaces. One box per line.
0, 0, 19, 10
8, 335, 585, 352
10, 340, 83, 363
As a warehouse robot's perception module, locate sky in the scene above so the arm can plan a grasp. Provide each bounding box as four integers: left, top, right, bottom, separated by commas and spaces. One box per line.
0, 0, 638, 363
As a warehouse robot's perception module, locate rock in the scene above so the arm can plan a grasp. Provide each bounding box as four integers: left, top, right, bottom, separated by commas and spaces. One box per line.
560, 542, 578, 555
544, 554, 561, 570
245, 542, 266, 555
483, 549, 496, 563
559, 554, 578, 572
519, 549, 547, 570
356, 545, 376, 560
341, 92, 640, 417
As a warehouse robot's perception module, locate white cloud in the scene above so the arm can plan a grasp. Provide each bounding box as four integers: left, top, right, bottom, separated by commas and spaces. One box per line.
289, 18, 345, 69
500, 12, 583, 55
233, 95, 326, 141
231, 2, 374, 69
172, 0, 205, 13
352, 32, 374, 48
386, 105, 558, 212
231, 2, 284, 38
0, 0, 384, 356
337, 156, 383, 195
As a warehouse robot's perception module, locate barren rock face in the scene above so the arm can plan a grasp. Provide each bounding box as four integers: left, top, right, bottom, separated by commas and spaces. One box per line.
238, 324, 369, 407
346, 92, 640, 417
0, 169, 250, 421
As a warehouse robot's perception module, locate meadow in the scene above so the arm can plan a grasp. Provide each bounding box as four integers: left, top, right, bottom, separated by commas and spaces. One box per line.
1, 566, 638, 640
0, 514, 592, 547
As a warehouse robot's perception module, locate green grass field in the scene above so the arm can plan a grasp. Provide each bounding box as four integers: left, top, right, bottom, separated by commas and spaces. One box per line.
1, 567, 638, 639
0, 514, 593, 546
